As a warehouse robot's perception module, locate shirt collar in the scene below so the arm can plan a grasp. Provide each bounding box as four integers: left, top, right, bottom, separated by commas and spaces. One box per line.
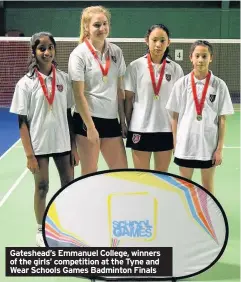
37, 69, 54, 80
193, 70, 213, 85
86, 39, 109, 55
143, 53, 169, 64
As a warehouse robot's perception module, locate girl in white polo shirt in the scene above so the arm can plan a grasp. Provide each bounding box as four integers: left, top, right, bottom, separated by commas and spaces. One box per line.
124, 24, 184, 172
10, 32, 79, 247
68, 6, 128, 175
166, 40, 234, 194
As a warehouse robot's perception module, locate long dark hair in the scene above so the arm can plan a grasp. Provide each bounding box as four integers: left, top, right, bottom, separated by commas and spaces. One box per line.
145, 24, 171, 62
27, 31, 57, 77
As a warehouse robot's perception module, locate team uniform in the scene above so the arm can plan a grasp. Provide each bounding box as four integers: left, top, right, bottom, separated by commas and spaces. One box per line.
166, 71, 234, 168
124, 55, 184, 151
68, 39, 126, 138
10, 69, 74, 156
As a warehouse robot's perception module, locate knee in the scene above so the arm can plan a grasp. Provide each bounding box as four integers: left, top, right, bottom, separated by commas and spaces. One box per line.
202, 182, 214, 194
61, 175, 73, 187
155, 165, 169, 172
36, 180, 49, 199
81, 166, 98, 176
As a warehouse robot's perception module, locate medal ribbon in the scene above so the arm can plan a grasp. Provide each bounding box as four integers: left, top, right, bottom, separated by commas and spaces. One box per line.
191, 71, 211, 116
85, 39, 110, 77
147, 53, 166, 98
36, 65, 56, 106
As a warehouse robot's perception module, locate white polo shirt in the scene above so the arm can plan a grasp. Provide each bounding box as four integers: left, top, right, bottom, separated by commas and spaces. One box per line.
10, 69, 74, 155
68, 39, 126, 119
166, 71, 234, 161
124, 55, 184, 132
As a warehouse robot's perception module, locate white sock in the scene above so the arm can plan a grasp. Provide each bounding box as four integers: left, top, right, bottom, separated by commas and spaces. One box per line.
37, 224, 42, 232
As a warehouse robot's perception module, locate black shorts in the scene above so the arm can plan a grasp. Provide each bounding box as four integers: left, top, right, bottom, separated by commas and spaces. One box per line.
126, 131, 173, 152
35, 151, 71, 158
73, 112, 121, 138
174, 157, 213, 169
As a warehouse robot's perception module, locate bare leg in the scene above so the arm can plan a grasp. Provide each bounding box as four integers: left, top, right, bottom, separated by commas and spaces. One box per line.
34, 157, 49, 224
132, 150, 152, 169
154, 150, 172, 172
201, 166, 216, 194
179, 166, 194, 180
75, 135, 100, 176
53, 152, 74, 187
101, 137, 128, 169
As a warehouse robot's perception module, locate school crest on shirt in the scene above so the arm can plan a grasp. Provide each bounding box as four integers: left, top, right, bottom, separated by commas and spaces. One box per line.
209, 94, 216, 103
111, 55, 117, 63
57, 84, 63, 92
132, 134, 141, 144
165, 74, 171, 81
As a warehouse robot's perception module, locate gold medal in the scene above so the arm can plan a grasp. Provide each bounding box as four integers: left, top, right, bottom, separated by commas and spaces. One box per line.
147, 54, 166, 102
103, 76, 108, 83
48, 104, 53, 111
85, 40, 110, 84
191, 71, 211, 123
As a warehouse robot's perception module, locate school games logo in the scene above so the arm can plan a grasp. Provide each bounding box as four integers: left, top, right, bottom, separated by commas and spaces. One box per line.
132, 134, 141, 144
108, 191, 157, 246
113, 220, 153, 238
209, 94, 216, 103
57, 84, 63, 92
165, 74, 171, 81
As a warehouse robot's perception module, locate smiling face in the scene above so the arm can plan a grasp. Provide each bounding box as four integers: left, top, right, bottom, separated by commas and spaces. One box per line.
35, 36, 55, 68
190, 45, 213, 74
86, 12, 110, 42
146, 27, 170, 60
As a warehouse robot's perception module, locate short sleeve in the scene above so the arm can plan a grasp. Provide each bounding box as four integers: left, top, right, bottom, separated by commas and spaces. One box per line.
218, 81, 234, 116
68, 53, 85, 82
124, 63, 136, 93
166, 79, 182, 113
118, 49, 126, 77
66, 76, 75, 109
176, 65, 184, 81
10, 80, 30, 115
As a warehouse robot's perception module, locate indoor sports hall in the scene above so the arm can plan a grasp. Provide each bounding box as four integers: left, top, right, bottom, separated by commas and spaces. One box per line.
0, 1, 240, 282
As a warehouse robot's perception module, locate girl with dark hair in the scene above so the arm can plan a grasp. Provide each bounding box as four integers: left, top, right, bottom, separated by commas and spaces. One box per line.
10, 32, 79, 246
166, 40, 234, 194
28, 32, 57, 77
124, 24, 184, 171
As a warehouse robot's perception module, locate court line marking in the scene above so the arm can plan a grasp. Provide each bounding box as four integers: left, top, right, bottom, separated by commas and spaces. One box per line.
0, 139, 20, 161
15, 145, 23, 149
224, 145, 240, 149
0, 168, 28, 208
0, 142, 239, 208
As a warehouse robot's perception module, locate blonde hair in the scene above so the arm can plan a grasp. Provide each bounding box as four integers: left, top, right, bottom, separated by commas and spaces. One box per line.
79, 6, 111, 43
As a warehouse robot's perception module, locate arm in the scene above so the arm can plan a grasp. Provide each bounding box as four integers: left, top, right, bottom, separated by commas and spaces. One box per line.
117, 76, 127, 138
166, 80, 182, 150
67, 109, 79, 166
213, 115, 226, 166
217, 115, 226, 151
125, 90, 134, 128
18, 115, 39, 173
72, 81, 99, 143
170, 112, 179, 150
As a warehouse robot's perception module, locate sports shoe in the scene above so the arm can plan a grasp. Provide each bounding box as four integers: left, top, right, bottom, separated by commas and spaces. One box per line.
36, 231, 45, 247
